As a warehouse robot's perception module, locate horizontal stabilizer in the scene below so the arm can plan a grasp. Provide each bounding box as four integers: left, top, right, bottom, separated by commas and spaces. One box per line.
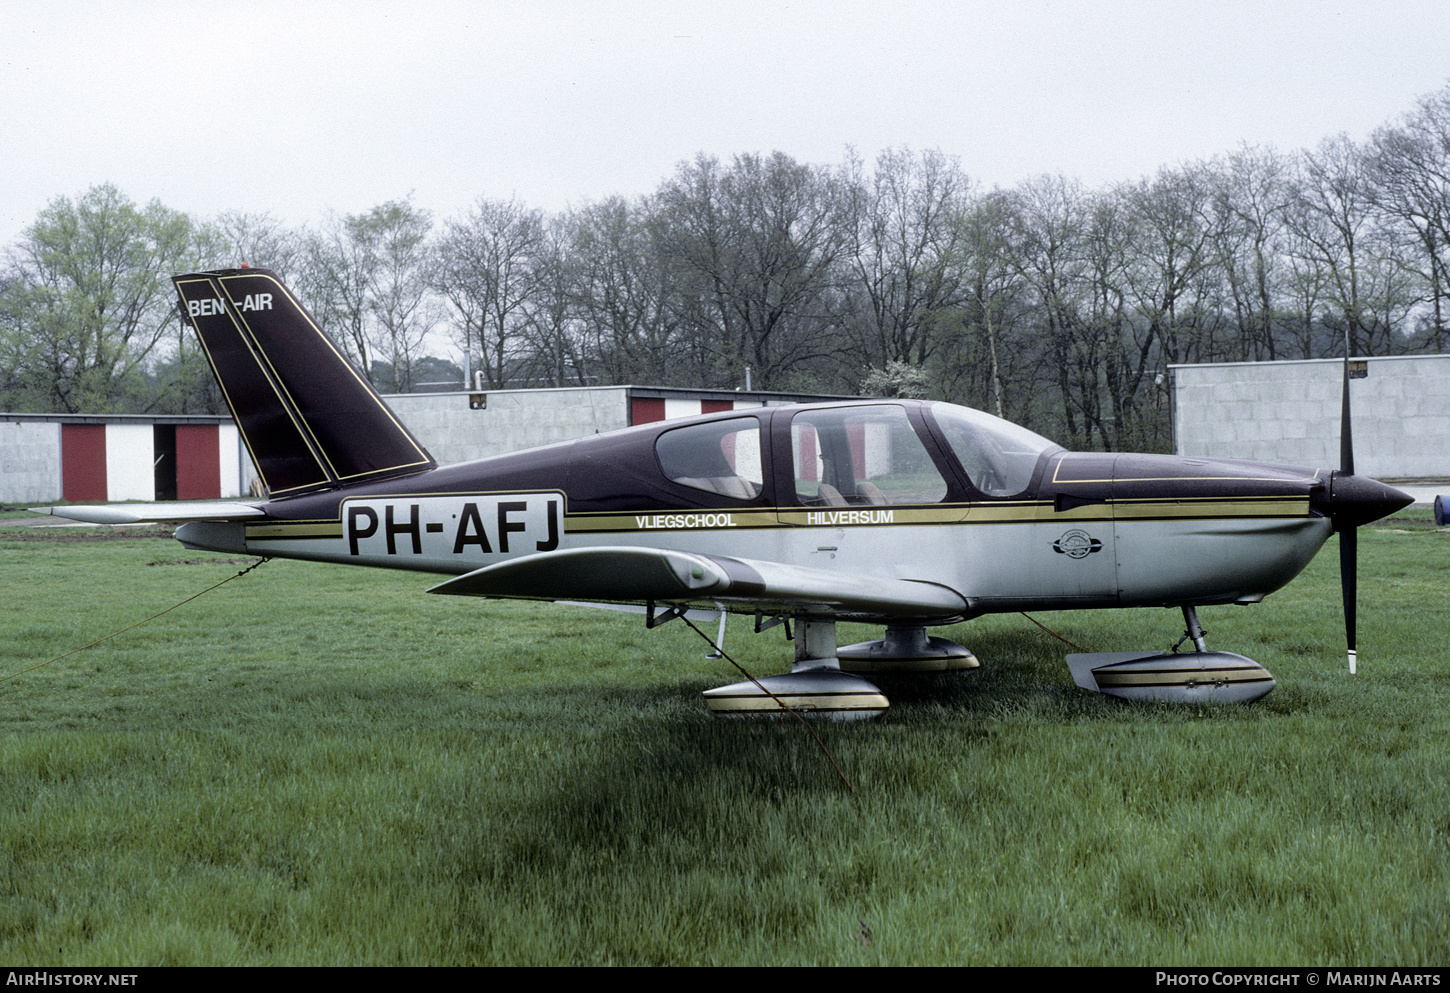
32, 502, 267, 525
427, 546, 966, 618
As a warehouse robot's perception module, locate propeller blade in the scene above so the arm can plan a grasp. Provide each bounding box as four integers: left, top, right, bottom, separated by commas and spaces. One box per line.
1339, 347, 1356, 673
1324, 346, 1412, 673
1340, 525, 1357, 674
1340, 350, 1354, 476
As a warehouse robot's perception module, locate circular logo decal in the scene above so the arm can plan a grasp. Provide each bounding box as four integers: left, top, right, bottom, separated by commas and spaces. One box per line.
1052, 529, 1103, 559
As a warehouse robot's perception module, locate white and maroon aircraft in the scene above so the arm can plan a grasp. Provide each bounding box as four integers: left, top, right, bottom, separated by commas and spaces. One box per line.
40, 268, 1411, 718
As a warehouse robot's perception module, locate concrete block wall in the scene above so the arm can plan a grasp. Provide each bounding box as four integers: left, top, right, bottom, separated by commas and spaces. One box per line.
1172, 354, 1450, 478
0, 421, 61, 503
384, 387, 634, 466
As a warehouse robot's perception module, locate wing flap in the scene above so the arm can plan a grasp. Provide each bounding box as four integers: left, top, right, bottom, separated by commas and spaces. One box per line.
427, 546, 966, 618
32, 502, 267, 525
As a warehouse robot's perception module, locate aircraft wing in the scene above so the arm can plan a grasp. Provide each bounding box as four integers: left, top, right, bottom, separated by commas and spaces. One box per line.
31, 502, 267, 525
426, 546, 967, 619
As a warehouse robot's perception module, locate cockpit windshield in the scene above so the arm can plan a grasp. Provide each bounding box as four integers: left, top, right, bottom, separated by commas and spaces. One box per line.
930, 402, 1058, 497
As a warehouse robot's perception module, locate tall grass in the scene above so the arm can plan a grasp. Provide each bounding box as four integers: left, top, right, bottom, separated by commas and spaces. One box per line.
2, 522, 1448, 964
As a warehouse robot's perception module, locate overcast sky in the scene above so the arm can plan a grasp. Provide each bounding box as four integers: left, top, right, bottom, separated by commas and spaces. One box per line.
2, 0, 1446, 251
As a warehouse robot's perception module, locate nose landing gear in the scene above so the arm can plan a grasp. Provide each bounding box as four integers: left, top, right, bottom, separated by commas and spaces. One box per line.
1066, 605, 1276, 704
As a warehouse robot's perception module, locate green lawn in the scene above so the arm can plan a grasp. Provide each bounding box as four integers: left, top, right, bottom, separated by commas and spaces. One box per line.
2, 519, 1448, 965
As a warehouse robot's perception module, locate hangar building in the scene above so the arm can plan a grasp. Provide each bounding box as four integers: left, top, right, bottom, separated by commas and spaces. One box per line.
382, 385, 847, 465
1171, 353, 1450, 479
1, 386, 846, 505
0, 414, 250, 505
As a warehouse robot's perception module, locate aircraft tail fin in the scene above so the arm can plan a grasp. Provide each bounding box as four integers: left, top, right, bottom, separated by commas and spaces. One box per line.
174, 268, 436, 497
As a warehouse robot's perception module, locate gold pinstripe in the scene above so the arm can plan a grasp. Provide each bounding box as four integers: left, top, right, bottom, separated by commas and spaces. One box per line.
1093, 667, 1272, 687
242, 494, 1314, 541
1049, 454, 1324, 486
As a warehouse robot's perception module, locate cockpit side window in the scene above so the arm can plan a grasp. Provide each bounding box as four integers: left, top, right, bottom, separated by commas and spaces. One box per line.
655, 417, 764, 500
929, 402, 1057, 497
790, 405, 948, 506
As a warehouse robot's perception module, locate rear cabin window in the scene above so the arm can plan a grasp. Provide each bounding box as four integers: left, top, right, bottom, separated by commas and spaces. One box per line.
790, 405, 947, 506
654, 417, 764, 500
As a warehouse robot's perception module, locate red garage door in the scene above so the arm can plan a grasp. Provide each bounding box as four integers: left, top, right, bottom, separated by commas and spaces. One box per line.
631, 397, 666, 425
61, 424, 107, 502
176, 424, 220, 499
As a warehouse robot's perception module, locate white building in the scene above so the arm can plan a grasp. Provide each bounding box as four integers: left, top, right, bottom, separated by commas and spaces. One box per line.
0, 414, 250, 505
1, 386, 847, 504
1171, 354, 1450, 479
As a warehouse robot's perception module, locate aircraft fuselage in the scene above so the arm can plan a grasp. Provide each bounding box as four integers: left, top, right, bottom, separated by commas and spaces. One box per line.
43, 266, 1415, 711
178, 401, 1348, 623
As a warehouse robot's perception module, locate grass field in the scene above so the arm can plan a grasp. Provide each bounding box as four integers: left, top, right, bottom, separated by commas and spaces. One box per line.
2, 515, 1449, 965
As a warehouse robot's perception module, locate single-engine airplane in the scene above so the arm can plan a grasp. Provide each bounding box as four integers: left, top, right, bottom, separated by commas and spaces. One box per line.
40, 267, 1412, 718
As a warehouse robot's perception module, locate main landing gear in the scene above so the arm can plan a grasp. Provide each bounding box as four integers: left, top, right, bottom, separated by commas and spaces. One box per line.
838, 624, 978, 673
1065, 605, 1277, 704
701, 620, 976, 720
696, 606, 1277, 717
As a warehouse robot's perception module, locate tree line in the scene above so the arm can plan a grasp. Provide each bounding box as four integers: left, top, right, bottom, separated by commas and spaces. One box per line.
4, 83, 1450, 452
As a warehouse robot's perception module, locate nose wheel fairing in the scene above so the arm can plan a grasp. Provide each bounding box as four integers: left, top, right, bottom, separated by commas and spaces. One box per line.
1066, 650, 1276, 704
1066, 605, 1276, 704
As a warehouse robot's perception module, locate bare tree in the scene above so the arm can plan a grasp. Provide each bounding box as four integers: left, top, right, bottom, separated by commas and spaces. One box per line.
1211, 145, 1293, 361
356, 200, 436, 391
1367, 86, 1450, 351
653, 152, 852, 389
1121, 164, 1223, 366
304, 212, 378, 372
1290, 136, 1414, 357
518, 214, 588, 387
433, 198, 543, 388
1004, 174, 1090, 442
943, 189, 1025, 420
1082, 187, 1154, 449
844, 147, 971, 370
568, 196, 681, 384
203, 211, 305, 275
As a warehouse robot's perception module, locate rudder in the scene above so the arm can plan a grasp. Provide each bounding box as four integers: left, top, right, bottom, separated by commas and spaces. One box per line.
174, 267, 436, 497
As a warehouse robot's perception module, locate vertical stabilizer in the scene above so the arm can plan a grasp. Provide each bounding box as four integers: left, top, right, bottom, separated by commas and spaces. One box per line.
174, 268, 435, 497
